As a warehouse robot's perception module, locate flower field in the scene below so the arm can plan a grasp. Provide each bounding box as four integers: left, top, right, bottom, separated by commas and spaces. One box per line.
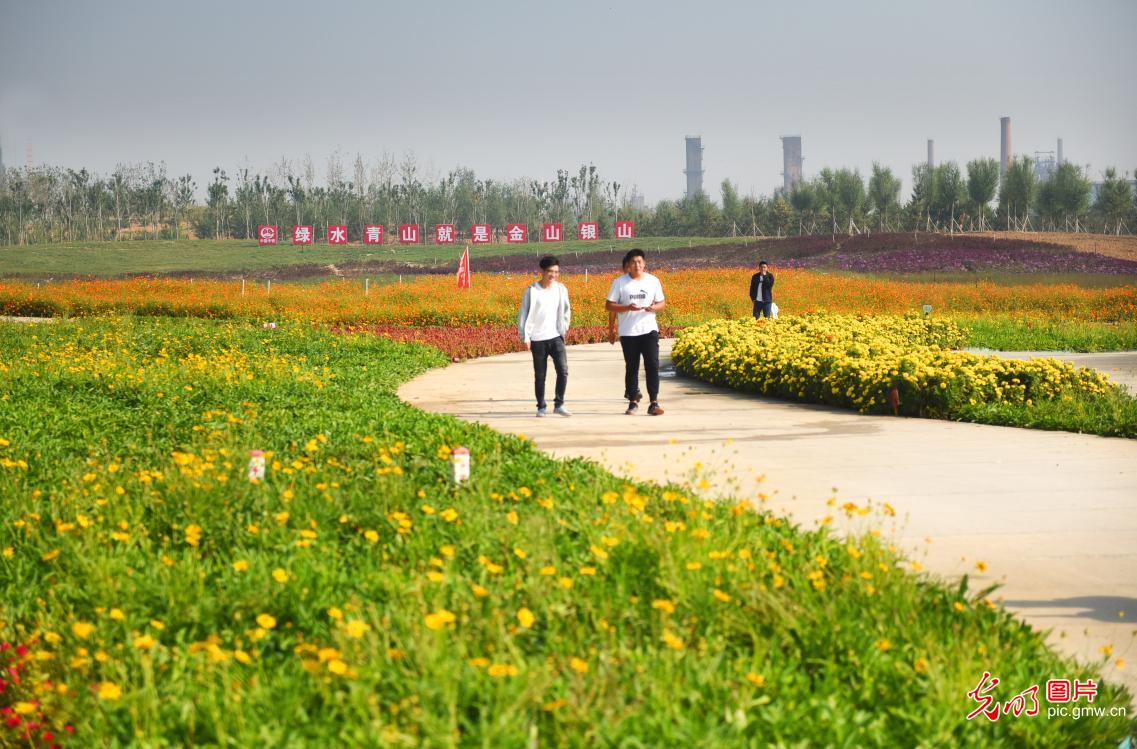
1, 317, 1132, 745
671, 315, 1137, 437
1, 268, 1135, 328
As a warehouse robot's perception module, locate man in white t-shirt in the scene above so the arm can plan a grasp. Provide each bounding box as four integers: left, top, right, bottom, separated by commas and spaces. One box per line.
518, 255, 572, 417
605, 248, 666, 415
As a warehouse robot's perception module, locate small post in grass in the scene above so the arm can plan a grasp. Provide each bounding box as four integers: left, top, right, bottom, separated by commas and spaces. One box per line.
241, 278, 246, 296
267, 279, 271, 296
364, 277, 369, 296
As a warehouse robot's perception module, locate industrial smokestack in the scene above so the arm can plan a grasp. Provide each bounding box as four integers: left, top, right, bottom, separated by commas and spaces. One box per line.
1057, 138, 1063, 166
927, 139, 935, 170
684, 136, 704, 198
999, 117, 1011, 177
780, 135, 803, 192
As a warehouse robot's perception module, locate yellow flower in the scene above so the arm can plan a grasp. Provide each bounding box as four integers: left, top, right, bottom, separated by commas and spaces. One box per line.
109, 608, 126, 621
539, 565, 557, 576
13, 701, 37, 715
72, 621, 95, 639
713, 589, 732, 602
233, 560, 249, 572
327, 606, 344, 620
364, 529, 379, 543
472, 584, 490, 598
651, 599, 676, 614
875, 639, 891, 652
579, 566, 597, 576
425, 609, 456, 630
41, 549, 61, 562
344, 619, 371, 638
685, 561, 702, 571
149, 620, 165, 631
506, 511, 519, 525
440, 508, 459, 523
256, 614, 277, 629
517, 607, 536, 629
133, 634, 157, 649
272, 568, 290, 584
661, 631, 685, 651
439, 544, 455, 558
569, 657, 589, 674
427, 571, 445, 583
975, 560, 988, 573
487, 663, 519, 678
97, 682, 122, 701
558, 577, 574, 590
745, 672, 766, 687
468, 657, 489, 668
234, 650, 252, 664
327, 659, 348, 675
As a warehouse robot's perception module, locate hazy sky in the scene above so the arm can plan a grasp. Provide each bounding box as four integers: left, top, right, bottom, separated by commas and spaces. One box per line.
1, 0, 1134, 203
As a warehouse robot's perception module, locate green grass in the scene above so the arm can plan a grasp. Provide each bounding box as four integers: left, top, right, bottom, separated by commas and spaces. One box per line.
0, 237, 744, 279
961, 317, 1137, 352
0, 317, 1132, 746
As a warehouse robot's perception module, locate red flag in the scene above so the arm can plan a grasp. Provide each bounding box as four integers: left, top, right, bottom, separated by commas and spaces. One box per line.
457, 245, 471, 289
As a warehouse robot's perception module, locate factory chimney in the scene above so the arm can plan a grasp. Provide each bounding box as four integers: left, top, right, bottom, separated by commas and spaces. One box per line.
927, 139, 935, 170
1057, 138, 1064, 166
684, 136, 704, 198
999, 117, 1011, 177
780, 135, 803, 192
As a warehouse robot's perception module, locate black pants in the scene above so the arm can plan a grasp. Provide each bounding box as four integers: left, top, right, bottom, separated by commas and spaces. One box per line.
753, 301, 773, 318
531, 336, 568, 409
619, 331, 660, 402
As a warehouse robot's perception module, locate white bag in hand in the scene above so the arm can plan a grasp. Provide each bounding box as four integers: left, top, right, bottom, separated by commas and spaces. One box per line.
770, 302, 779, 319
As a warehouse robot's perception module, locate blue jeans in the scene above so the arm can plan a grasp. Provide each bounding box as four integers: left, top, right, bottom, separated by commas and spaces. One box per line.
531, 336, 568, 409
753, 301, 773, 319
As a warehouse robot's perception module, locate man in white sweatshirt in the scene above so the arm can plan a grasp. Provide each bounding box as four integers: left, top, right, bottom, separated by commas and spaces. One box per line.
518, 255, 572, 417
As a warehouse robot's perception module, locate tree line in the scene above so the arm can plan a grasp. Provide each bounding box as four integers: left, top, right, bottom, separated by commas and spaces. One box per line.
0, 151, 1134, 246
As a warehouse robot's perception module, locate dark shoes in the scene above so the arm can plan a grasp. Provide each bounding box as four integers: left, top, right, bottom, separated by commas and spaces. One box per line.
625, 401, 638, 415
647, 402, 665, 416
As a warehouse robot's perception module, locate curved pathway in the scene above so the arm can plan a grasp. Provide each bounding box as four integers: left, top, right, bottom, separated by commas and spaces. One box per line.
400, 341, 1137, 696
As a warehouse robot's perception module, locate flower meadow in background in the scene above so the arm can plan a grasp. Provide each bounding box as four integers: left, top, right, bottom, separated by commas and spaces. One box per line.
1, 268, 1134, 327
0, 316, 1131, 745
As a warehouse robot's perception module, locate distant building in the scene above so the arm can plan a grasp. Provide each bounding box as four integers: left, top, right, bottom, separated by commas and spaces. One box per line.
1033, 152, 1056, 181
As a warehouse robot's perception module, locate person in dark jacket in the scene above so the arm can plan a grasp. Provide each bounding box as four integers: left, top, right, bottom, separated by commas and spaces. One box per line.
749, 260, 775, 318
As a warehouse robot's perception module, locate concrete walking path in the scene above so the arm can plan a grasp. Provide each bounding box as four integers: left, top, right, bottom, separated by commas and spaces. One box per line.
399, 341, 1137, 696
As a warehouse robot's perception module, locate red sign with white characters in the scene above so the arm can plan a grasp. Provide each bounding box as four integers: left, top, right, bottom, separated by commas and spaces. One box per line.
436, 224, 456, 244
578, 222, 598, 240
328, 225, 348, 245
506, 224, 527, 243
542, 223, 563, 242
292, 225, 312, 245
363, 225, 384, 245
399, 224, 419, 244
615, 220, 635, 239
257, 225, 278, 245
470, 224, 491, 244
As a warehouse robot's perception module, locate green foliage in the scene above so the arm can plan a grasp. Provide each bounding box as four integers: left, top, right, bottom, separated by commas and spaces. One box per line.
0, 317, 1131, 745
1037, 162, 1092, 229
997, 156, 1038, 227
1094, 168, 1135, 233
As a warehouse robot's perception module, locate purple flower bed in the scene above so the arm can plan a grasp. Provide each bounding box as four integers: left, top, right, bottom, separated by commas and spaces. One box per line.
781, 245, 1137, 275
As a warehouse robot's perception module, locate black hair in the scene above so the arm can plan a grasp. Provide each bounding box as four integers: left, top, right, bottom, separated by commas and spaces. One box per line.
622, 248, 645, 267
759, 259, 769, 266
539, 255, 561, 270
